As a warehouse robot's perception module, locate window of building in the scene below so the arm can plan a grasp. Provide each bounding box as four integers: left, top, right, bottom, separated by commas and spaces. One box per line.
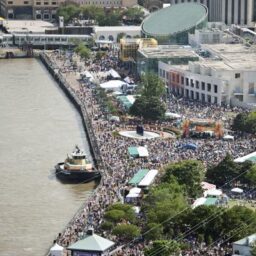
191, 91, 194, 99
24, 1, 29, 4
185, 89, 189, 97
201, 93, 205, 102
207, 83, 211, 92
207, 95, 211, 103
43, 13, 50, 19
196, 80, 199, 89
186, 78, 189, 86
196, 92, 199, 100
7, 1, 13, 4
235, 73, 240, 78
44, 1, 48, 4
176, 75, 179, 83
181, 76, 184, 85
214, 85, 218, 93
201, 82, 205, 90
190, 79, 194, 87
214, 97, 218, 104
36, 1, 41, 4
248, 83, 255, 94
52, 1, 56, 4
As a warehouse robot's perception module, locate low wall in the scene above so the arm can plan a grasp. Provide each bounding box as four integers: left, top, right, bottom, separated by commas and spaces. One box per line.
39, 52, 102, 168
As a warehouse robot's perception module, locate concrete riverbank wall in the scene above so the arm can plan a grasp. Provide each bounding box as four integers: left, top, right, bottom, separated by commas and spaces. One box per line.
40, 52, 106, 256
39, 52, 102, 168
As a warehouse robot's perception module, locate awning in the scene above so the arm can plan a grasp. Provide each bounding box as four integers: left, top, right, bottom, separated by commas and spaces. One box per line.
231, 187, 243, 193
204, 189, 222, 197
126, 187, 142, 198
128, 146, 149, 158
201, 181, 216, 191
223, 135, 234, 141
128, 169, 149, 185
138, 169, 158, 187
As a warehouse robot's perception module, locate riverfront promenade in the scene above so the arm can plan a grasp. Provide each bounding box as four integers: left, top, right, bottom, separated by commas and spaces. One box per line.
43, 50, 256, 256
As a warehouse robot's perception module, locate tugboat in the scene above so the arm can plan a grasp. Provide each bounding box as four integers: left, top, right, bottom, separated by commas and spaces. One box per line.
55, 146, 100, 183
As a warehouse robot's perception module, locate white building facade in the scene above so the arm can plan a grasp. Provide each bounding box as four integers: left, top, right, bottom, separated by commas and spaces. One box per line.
93, 26, 141, 43
169, 0, 256, 26
158, 45, 256, 107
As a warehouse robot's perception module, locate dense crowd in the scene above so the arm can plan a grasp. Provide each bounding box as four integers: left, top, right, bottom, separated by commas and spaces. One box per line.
46, 49, 256, 256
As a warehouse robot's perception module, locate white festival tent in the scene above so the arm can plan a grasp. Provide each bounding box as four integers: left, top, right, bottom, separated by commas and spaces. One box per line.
100, 80, 128, 91
137, 147, 149, 157
223, 134, 234, 141
108, 69, 121, 79
81, 71, 94, 82
231, 187, 244, 193
50, 243, 64, 256
138, 169, 158, 187
165, 112, 182, 119
126, 187, 142, 199
204, 189, 222, 197
192, 197, 206, 209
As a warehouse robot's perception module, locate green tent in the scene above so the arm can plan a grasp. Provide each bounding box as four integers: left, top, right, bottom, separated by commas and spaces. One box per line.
128, 169, 149, 185
128, 147, 139, 157
68, 233, 115, 253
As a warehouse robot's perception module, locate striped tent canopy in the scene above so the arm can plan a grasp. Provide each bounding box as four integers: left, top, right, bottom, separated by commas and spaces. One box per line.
128, 146, 149, 158
128, 169, 149, 185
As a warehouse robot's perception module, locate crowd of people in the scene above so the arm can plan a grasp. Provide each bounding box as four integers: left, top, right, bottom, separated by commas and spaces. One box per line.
45, 49, 256, 256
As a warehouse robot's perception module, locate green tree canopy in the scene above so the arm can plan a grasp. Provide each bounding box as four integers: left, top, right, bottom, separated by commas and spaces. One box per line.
206, 153, 240, 187
57, 4, 80, 23
162, 160, 205, 198
144, 240, 180, 256
129, 73, 166, 120
74, 43, 91, 60
142, 180, 187, 238
112, 224, 140, 240
233, 111, 256, 134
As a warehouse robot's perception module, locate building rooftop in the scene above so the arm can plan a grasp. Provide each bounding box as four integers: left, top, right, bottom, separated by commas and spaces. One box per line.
202, 44, 256, 70
3, 20, 55, 34
234, 233, 256, 246
94, 26, 140, 32
68, 233, 114, 252
141, 3, 208, 37
165, 43, 256, 71
139, 45, 199, 59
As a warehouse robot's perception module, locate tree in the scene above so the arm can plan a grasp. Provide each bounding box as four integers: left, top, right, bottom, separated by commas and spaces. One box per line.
74, 43, 91, 60
206, 154, 240, 187
245, 164, 256, 186
104, 209, 126, 223
123, 7, 144, 25
144, 240, 180, 256
144, 223, 164, 240
107, 203, 136, 223
142, 180, 187, 237
140, 72, 166, 98
130, 96, 166, 120
233, 111, 256, 134
112, 224, 140, 240
129, 73, 166, 120
163, 160, 205, 198
57, 4, 80, 23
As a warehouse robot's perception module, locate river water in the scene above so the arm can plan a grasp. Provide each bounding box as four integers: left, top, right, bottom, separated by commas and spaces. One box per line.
0, 58, 95, 256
